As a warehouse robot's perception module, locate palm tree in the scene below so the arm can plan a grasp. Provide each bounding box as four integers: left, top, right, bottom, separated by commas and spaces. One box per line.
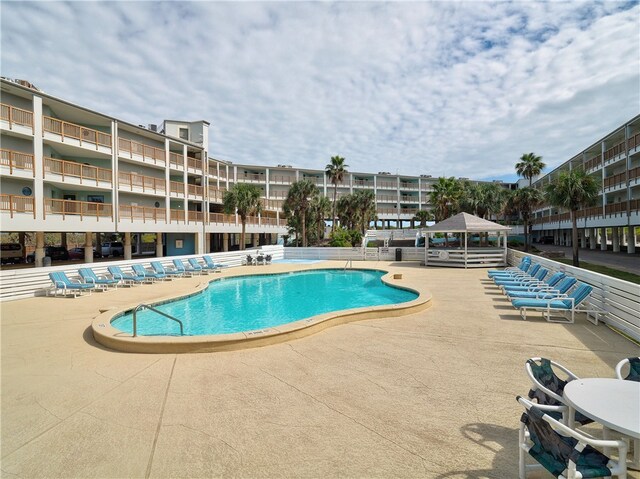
309, 195, 331, 244
336, 195, 356, 230
545, 169, 599, 266
222, 183, 262, 250
413, 210, 433, 227
283, 180, 319, 247
325, 156, 348, 233
511, 187, 543, 252
353, 190, 376, 234
430, 177, 463, 222
516, 152, 546, 187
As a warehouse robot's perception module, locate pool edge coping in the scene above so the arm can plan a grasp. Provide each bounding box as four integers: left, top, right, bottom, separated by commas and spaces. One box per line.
91, 267, 432, 353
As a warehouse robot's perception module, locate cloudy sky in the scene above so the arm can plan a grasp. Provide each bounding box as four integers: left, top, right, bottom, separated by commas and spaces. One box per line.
2, 1, 638, 182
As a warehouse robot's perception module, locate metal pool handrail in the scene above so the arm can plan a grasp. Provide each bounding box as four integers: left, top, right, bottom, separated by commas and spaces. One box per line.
344, 259, 353, 271
132, 303, 184, 337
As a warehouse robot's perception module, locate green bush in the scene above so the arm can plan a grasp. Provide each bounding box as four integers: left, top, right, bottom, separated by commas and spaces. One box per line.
508, 240, 523, 248
366, 241, 377, 247
329, 228, 363, 247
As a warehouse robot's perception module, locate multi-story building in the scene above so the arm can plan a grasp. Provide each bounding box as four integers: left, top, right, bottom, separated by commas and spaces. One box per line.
531, 115, 640, 254
1, 78, 512, 266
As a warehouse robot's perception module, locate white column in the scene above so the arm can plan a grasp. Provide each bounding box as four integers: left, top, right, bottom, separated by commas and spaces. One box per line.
32, 96, 44, 222
579, 229, 587, 248
84, 232, 93, 263
156, 233, 163, 257
628, 226, 636, 254
124, 232, 132, 260
600, 228, 607, 251
612, 227, 620, 253
590, 228, 597, 250
223, 233, 229, 252
35, 231, 45, 267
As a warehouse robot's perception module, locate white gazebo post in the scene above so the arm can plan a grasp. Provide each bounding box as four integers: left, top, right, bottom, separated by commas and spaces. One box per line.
503, 230, 508, 266
464, 230, 468, 269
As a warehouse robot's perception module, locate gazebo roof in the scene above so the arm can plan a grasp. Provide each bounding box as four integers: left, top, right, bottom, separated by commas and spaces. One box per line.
426, 212, 511, 233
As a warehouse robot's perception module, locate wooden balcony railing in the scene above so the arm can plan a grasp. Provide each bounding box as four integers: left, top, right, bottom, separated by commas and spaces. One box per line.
208, 187, 226, 202
44, 157, 112, 184
0, 104, 34, 130
605, 202, 628, 216
242, 173, 265, 182
187, 211, 204, 222
581, 206, 603, 218
118, 138, 165, 164
376, 195, 397, 202
43, 116, 111, 148
270, 175, 294, 184
169, 152, 184, 169
269, 191, 289, 199
0, 149, 34, 175
377, 181, 397, 189
260, 216, 279, 226
629, 167, 640, 181
400, 208, 419, 215
630, 199, 640, 212
400, 196, 419, 202
0, 194, 35, 218
604, 172, 626, 189
628, 132, 640, 151
584, 155, 602, 171
208, 212, 235, 224
119, 205, 166, 223
187, 157, 203, 171
399, 182, 419, 190
118, 172, 165, 193
170, 209, 185, 223
187, 184, 204, 197
353, 179, 374, 188
245, 215, 260, 225
170, 181, 185, 195
44, 198, 112, 219
263, 199, 282, 211
604, 140, 626, 162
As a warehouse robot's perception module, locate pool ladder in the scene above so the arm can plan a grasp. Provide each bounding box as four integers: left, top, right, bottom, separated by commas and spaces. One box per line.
132, 303, 184, 337
344, 259, 353, 271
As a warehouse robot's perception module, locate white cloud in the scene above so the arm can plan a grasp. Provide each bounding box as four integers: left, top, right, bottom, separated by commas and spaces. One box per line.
1, 1, 638, 181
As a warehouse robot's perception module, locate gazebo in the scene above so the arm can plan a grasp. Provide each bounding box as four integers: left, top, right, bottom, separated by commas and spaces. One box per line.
423, 212, 511, 268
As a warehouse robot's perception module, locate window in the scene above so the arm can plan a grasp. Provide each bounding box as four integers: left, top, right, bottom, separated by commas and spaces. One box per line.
179, 128, 189, 140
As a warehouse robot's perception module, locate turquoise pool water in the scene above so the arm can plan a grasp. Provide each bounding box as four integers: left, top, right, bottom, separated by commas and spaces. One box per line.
111, 269, 417, 336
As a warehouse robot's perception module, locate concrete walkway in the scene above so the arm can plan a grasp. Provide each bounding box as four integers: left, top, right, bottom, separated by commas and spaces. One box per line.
1, 262, 638, 478
534, 243, 640, 275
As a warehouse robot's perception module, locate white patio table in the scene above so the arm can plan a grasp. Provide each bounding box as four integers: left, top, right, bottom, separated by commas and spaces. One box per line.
564, 378, 640, 468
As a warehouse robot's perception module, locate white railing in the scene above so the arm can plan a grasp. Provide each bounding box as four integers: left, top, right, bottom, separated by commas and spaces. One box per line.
508, 249, 640, 342
283, 246, 425, 262
0, 246, 285, 301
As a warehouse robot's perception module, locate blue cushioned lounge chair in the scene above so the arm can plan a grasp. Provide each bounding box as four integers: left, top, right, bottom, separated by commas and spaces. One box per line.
495, 267, 548, 288
132, 264, 165, 281
615, 357, 640, 382
202, 255, 223, 272
502, 272, 565, 294
187, 258, 205, 274
151, 261, 182, 278
488, 257, 531, 278
506, 277, 577, 300
108, 265, 148, 285
492, 263, 540, 283
79, 268, 120, 290
48, 271, 96, 297
172, 259, 198, 276
511, 282, 596, 323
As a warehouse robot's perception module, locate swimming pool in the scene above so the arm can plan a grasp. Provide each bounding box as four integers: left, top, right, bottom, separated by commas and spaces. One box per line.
111, 269, 418, 336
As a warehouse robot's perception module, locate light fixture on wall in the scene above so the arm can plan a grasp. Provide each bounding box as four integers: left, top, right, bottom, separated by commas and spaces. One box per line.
21, 187, 32, 196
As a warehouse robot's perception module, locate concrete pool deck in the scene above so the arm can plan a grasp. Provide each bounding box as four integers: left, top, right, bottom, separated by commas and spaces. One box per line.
1, 261, 638, 478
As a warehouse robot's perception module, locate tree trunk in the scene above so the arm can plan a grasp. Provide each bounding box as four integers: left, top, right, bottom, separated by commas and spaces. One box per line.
240, 219, 246, 250
302, 211, 307, 247
331, 184, 337, 234
524, 218, 529, 252
571, 210, 579, 267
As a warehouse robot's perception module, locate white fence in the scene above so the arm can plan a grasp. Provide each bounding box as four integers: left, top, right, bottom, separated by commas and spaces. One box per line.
508, 249, 640, 342
0, 245, 285, 301
283, 246, 425, 262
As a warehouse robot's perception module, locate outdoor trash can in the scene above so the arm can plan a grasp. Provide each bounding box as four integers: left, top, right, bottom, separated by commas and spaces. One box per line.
395, 248, 402, 261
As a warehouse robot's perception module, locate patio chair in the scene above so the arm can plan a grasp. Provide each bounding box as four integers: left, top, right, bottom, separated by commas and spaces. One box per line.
525, 358, 592, 426
132, 264, 165, 282
172, 259, 194, 277
506, 277, 577, 300
492, 264, 541, 284
78, 268, 120, 290
151, 261, 182, 278
487, 256, 531, 277
108, 265, 148, 285
615, 357, 640, 382
495, 267, 548, 288
48, 272, 96, 297
256, 254, 265, 265
510, 282, 597, 323
187, 258, 205, 274
502, 272, 565, 294
243, 254, 256, 266
203, 255, 223, 272
516, 396, 628, 479
265, 254, 272, 264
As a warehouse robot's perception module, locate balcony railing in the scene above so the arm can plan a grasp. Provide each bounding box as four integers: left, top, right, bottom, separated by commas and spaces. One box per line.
0, 104, 34, 130
187, 184, 204, 197
269, 191, 289, 199
629, 167, 640, 181
44, 157, 112, 185
118, 138, 165, 164
580, 206, 603, 218
43, 116, 111, 148
605, 201, 627, 216
400, 208, 419, 215
630, 199, 640, 212
399, 182, 419, 190
119, 205, 166, 223
209, 212, 235, 224
188, 211, 204, 222
263, 199, 282, 211
353, 179, 373, 188
187, 157, 203, 171
0, 149, 34, 175
377, 181, 397, 189
44, 198, 112, 219
604, 172, 626, 189
170, 209, 185, 223
584, 156, 602, 171
169, 152, 184, 169
260, 216, 279, 226
270, 175, 294, 184
170, 181, 185, 195
604, 140, 626, 162
245, 215, 260, 225
0, 194, 35, 218
376, 195, 397, 202
241, 173, 265, 182
208, 187, 226, 202
628, 132, 640, 151
400, 196, 419, 202
118, 172, 165, 194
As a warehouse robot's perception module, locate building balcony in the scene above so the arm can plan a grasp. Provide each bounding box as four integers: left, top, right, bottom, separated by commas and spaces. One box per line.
44, 157, 112, 187
118, 138, 165, 166
118, 172, 165, 195
208, 186, 226, 203
119, 205, 166, 223
44, 198, 113, 221
0, 194, 35, 218
376, 196, 397, 203
399, 182, 419, 191
1, 149, 34, 177
270, 174, 294, 185
629, 167, 640, 186
603, 172, 627, 191
301, 175, 323, 186
187, 157, 203, 173
584, 155, 602, 172
187, 184, 204, 199
170, 181, 185, 197
603, 140, 626, 165
628, 132, 640, 153
187, 211, 204, 223
170, 209, 185, 223
605, 201, 628, 217
241, 173, 266, 183
209, 212, 235, 224
269, 191, 289, 200
400, 196, 419, 202
0, 103, 34, 136
262, 199, 282, 211
43, 116, 111, 153
377, 181, 397, 189
353, 179, 374, 188
169, 152, 184, 170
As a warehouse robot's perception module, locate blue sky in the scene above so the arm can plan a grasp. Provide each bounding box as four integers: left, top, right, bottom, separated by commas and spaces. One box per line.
1, 1, 638, 183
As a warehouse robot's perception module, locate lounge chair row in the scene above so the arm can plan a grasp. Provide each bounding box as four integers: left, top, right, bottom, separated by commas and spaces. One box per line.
48, 256, 225, 297
517, 356, 639, 478
487, 257, 602, 323
243, 254, 272, 266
